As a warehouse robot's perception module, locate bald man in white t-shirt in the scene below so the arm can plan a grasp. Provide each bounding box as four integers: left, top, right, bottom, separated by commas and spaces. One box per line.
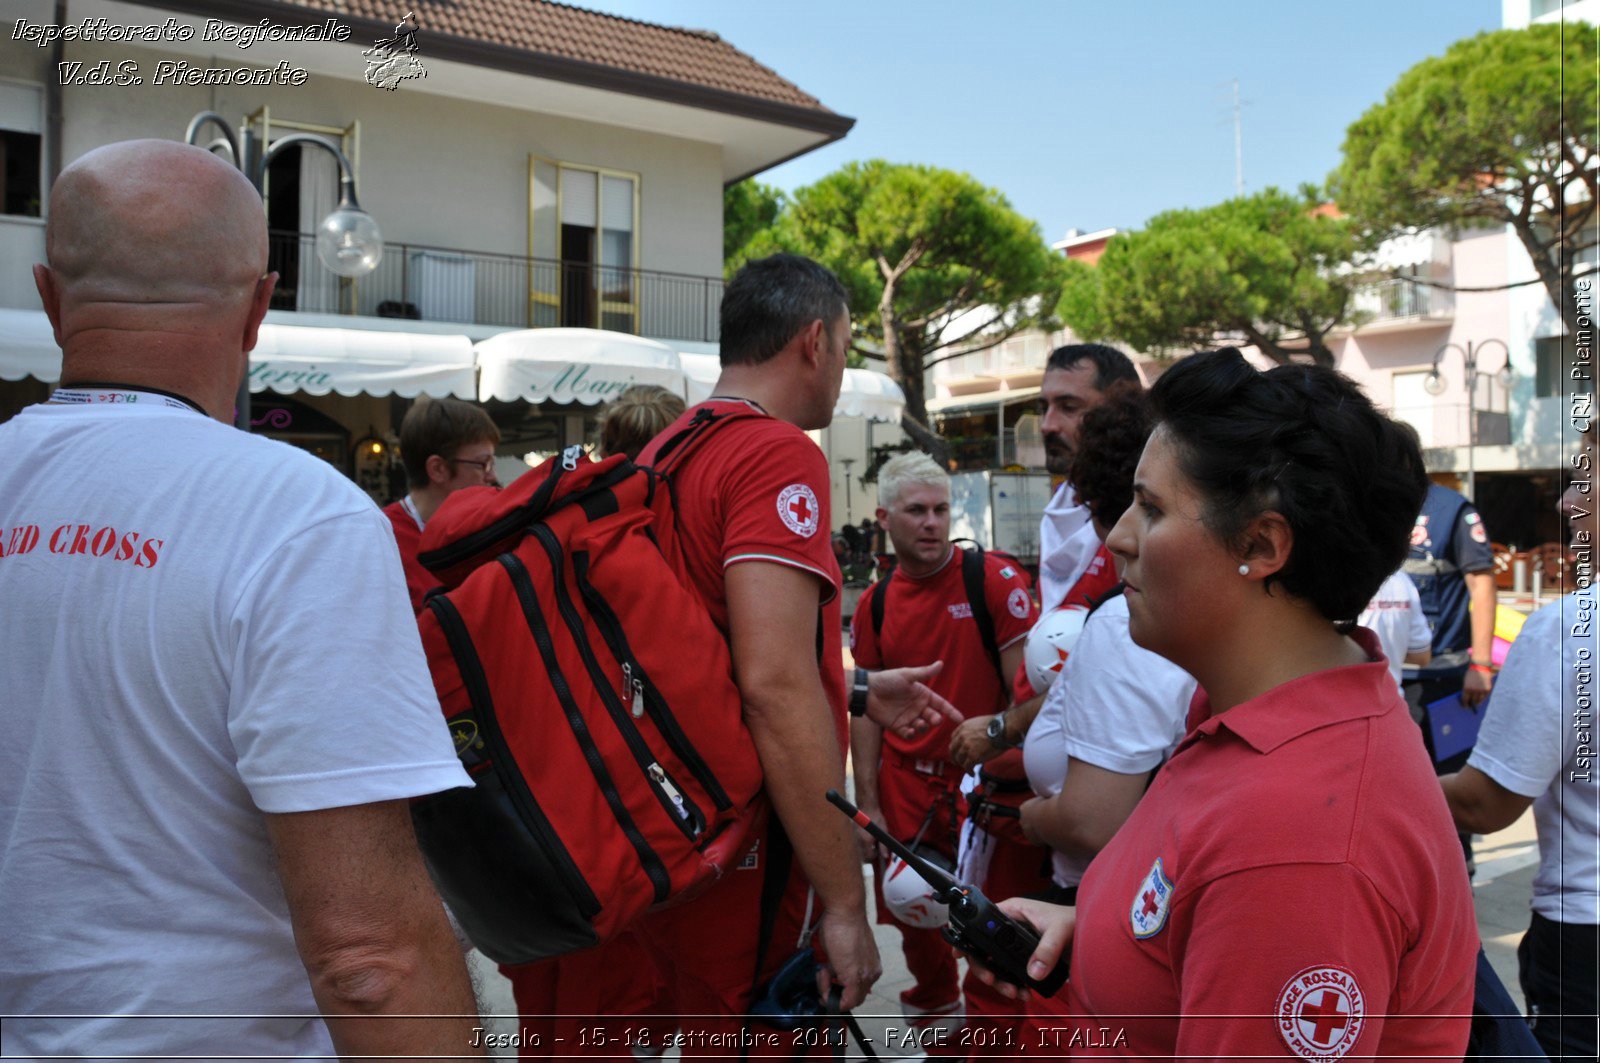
3, 141, 480, 1059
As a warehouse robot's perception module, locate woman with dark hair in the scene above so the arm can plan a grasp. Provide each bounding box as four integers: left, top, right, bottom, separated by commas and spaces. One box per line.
979, 349, 1477, 1058
1016, 383, 1197, 1034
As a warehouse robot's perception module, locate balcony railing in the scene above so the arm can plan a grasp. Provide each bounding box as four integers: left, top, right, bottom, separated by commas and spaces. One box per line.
1390, 402, 1512, 450
1352, 277, 1455, 326
267, 230, 724, 342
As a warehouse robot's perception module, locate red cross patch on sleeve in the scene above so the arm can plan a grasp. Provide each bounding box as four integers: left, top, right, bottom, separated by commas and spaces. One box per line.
1276, 965, 1365, 1061
776, 484, 820, 538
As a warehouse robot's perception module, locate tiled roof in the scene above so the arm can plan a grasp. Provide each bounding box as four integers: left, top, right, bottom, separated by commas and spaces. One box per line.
239, 0, 833, 113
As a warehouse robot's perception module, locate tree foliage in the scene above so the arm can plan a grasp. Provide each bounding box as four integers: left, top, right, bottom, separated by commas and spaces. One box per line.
1058, 187, 1362, 366
1334, 24, 1597, 341
722, 179, 784, 274
758, 160, 1061, 426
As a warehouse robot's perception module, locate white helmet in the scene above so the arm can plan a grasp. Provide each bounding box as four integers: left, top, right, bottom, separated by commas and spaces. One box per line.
1023, 605, 1091, 694
882, 845, 956, 929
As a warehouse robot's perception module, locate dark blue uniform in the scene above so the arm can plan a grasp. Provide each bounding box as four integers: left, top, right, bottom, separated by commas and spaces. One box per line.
1405, 483, 1494, 656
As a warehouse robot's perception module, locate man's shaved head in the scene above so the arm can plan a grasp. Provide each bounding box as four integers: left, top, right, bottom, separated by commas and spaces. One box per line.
35, 140, 278, 419
47, 139, 268, 305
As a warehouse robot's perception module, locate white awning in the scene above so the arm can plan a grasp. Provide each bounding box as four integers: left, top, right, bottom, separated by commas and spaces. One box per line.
476, 328, 684, 405
836, 368, 907, 422
250, 324, 476, 399
0, 309, 477, 400
680, 353, 906, 423
927, 386, 1041, 414
0, 307, 61, 384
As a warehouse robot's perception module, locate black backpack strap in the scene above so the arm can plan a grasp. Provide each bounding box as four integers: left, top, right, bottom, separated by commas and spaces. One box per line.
648, 404, 764, 475
868, 579, 887, 644
1087, 581, 1125, 616
960, 544, 1006, 684
824, 984, 879, 1061
746, 820, 796, 1011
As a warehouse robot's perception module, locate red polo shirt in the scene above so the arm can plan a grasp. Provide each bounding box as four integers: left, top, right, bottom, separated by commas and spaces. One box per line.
638, 400, 846, 739
851, 546, 1036, 763
1058, 629, 1475, 1060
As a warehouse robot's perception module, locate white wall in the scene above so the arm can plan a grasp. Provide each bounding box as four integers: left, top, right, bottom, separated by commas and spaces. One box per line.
0, 26, 725, 311
1505, 0, 1600, 26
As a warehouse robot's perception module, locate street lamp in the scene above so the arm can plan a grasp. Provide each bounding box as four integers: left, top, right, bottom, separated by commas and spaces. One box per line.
1425, 339, 1512, 502
840, 457, 856, 522
183, 111, 384, 427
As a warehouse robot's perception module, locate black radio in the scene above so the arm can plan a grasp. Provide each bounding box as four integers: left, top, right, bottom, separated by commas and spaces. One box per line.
826, 789, 1069, 996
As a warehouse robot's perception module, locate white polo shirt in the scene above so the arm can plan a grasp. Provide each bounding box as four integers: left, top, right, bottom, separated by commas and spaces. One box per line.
1467, 586, 1599, 924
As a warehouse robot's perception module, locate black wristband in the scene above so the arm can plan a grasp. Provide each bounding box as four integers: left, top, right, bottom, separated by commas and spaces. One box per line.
850, 667, 871, 717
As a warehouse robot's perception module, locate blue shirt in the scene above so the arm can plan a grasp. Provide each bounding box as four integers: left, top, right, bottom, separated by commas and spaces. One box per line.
1405, 483, 1494, 654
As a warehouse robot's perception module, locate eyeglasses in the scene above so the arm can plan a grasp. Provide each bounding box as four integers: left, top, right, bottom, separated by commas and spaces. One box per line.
447, 456, 497, 476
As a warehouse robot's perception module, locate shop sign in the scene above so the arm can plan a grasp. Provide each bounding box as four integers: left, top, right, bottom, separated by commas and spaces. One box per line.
525, 362, 642, 404
249, 362, 335, 392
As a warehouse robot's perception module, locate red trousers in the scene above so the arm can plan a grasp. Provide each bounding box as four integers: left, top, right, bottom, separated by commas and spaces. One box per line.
872, 756, 964, 1014
501, 930, 673, 1060
637, 823, 831, 1058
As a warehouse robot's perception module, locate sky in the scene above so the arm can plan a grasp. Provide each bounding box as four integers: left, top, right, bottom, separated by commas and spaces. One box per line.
593, 0, 1503, 243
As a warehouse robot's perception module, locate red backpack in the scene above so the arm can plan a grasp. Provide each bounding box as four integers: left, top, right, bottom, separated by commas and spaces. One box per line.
409, 411, 766, 965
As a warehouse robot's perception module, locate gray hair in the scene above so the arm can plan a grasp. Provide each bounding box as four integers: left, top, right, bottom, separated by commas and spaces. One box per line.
877, 452, 949, 510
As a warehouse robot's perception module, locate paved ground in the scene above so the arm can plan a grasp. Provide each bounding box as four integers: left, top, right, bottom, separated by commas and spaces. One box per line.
464, 811, 1540, 1059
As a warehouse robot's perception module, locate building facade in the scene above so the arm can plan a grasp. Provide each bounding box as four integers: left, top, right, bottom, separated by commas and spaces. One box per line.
0, 0, 856, 497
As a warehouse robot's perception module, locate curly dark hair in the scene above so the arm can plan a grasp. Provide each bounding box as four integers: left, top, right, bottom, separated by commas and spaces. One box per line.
1149, 348, 1428, 629
1070, 381, 1153, 530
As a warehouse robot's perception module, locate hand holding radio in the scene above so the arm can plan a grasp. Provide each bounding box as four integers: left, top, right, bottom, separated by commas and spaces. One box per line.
963, 896, 1076, 1001
825, 790, 1070, 997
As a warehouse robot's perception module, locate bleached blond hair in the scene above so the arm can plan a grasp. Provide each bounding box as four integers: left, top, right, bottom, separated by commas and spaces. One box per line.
877, 452, 949, 510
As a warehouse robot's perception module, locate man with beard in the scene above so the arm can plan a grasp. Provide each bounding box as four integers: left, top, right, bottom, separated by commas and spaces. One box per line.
946, 343, 1137, 1055
950, 343, 1139, 762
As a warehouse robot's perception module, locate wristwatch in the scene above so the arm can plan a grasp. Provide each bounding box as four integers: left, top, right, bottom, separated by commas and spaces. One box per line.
985, 709, 1013, 750
850, 668, 871, 717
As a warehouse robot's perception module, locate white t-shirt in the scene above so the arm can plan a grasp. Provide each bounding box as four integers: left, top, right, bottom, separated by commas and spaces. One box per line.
1467, 586, 1599, 924
1358, 569, 1433, 691
1023, 594, 1196, 888
0, 400, 472, 1058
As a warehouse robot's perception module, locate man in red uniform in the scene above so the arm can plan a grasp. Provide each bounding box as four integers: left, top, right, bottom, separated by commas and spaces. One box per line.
850, 453, 1036, 1032
635, 253, 958, 1040
382, 397, 499, 613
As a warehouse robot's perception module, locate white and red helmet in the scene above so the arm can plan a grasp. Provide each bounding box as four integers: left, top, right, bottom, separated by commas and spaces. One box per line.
1023, 604, 1091, 694
881, 845, 956, 929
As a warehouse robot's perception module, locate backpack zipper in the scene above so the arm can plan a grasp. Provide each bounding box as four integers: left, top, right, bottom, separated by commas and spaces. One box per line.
499, 552, 674, 901
529, 525, 707, 842
425, 593, 601, 920
570, 552, 734, 812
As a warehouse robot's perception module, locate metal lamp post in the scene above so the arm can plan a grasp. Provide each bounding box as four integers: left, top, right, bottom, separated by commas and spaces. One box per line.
840, 457, 856, 524
183, 112, 384, 429
1425, 338, 1512, 502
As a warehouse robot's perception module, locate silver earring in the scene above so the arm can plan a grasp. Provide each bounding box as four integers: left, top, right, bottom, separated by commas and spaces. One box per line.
1238, 564, 1250, 576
